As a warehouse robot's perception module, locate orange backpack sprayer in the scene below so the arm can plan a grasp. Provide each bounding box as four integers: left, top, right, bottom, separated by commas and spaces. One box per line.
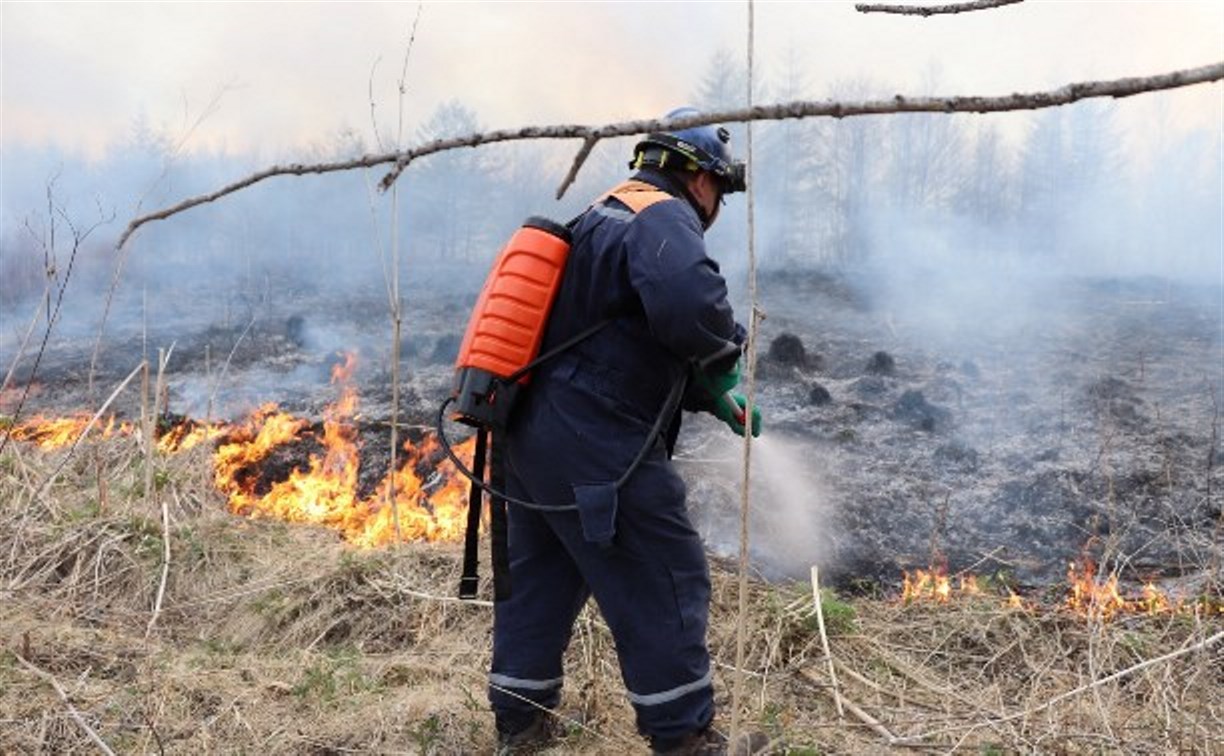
450, 217, 573, 431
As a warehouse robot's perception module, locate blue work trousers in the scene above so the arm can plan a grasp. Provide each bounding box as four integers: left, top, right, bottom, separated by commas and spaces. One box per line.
488, 456, 714, 742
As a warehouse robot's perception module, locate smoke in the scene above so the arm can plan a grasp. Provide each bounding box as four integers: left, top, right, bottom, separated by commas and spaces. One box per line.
685, 101, 1220, 585
745, 434, 835, 577
684, 426, 835, 580
0, 126, 605, 408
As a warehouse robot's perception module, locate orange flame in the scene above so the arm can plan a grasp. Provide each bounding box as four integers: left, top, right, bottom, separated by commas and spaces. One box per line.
10, 410, 219, 452
349, 435, 475, 547
902, 567, 953, 604
1005, 590, 1028, 610
156, 420, 228, 453
899, 557, 1215, 619
13, 351, 476, 546
1140, 582, 1169, 615
210, 352, 475, 546
9, 413, 134, 449
1066, 559, 1127, 620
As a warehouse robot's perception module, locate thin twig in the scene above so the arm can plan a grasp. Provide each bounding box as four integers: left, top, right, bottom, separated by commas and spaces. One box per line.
856, 0, 1023, 16
391, 574, 494, 607
109, 63, 1224, 248
145, 489, 172, 639
145, 347, 173, 639
812, 566, 845, 718
799, 668, 900, 742
35, 362, 144, 497
367, 55, 384, 152
894, 629, 1224, 744
832, 658, 941, 710
2, 199, 111, 454
554, 134, 599, 200
0, 295, 47, 399
13, 652, 118, 755
144, 344, 172, 500
207, 317, 256, 416
730, 3, 758, 743
384, 3, 423, 545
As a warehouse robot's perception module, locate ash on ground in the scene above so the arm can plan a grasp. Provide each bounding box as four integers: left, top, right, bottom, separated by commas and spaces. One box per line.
680, 269, 1222, 592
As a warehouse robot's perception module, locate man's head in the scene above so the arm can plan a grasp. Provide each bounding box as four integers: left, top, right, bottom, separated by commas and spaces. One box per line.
630, 107, 746, 228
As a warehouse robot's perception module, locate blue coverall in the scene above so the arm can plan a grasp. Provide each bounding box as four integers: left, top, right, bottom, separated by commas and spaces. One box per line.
489, 169, 744, 743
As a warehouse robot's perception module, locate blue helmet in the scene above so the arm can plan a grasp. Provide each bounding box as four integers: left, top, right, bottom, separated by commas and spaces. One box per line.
631, 107, 747, 194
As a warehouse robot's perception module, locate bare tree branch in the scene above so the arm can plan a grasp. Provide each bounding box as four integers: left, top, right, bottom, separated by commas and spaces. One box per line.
0, 195, 114, 455
554, 134, 600, 201
113, 62, 1223, 250
856, 0, 1023, 16
367, 55, 384, 152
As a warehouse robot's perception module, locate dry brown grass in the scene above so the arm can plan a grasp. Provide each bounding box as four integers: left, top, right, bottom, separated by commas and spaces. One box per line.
1, 437, 1220, 754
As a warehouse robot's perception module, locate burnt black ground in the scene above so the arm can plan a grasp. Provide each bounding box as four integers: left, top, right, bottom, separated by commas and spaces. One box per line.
684, 269, 1223, 593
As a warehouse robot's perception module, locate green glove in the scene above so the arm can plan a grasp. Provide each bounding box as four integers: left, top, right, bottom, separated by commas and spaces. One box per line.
693, 360, 741, 400
712, 392, 762, 438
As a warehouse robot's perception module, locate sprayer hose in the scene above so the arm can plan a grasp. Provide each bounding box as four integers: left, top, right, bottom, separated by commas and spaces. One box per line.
434, 373, 686, 512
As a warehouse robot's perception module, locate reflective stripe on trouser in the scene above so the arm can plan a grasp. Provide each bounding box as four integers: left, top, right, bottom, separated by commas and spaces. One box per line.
627, 668, 713, 707
489, 454, 714, 742
489, 673, 565, 692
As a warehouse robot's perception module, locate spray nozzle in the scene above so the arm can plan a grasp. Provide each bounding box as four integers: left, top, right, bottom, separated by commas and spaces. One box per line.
721, 392, 746, 425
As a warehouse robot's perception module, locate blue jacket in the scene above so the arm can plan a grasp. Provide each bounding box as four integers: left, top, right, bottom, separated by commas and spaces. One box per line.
505, 169, 744, 501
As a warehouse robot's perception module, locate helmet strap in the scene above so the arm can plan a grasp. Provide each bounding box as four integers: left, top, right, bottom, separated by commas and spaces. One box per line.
632, 147, 699, 175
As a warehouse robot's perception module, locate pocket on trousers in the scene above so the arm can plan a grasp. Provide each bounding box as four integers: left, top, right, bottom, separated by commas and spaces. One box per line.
665, 563, 711, 632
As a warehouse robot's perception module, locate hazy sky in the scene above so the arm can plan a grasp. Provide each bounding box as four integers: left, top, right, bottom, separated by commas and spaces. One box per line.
2, 1, 1221, 160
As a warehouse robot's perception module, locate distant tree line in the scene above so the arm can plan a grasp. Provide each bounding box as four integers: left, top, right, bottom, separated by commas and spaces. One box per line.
689, 48, 1221, 279
1, 50, 1220, 311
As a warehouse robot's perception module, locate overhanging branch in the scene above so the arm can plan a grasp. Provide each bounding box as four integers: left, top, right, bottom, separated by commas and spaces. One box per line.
856, 0, 1024, 16
115, 61, 1223, 249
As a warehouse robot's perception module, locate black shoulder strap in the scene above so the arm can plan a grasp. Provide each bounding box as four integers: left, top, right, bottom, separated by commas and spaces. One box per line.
501, 317, 614, 386
455, 427, 512, 602
488, 431, 511, 602
458, 428, 489, 600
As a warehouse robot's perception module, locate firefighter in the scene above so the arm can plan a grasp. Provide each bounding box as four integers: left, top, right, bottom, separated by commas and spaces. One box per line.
490, 107, 762, 755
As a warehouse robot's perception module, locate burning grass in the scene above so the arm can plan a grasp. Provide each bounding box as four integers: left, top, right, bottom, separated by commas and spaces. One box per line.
1, 435, 1221, 754
5, 351, 476, 549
